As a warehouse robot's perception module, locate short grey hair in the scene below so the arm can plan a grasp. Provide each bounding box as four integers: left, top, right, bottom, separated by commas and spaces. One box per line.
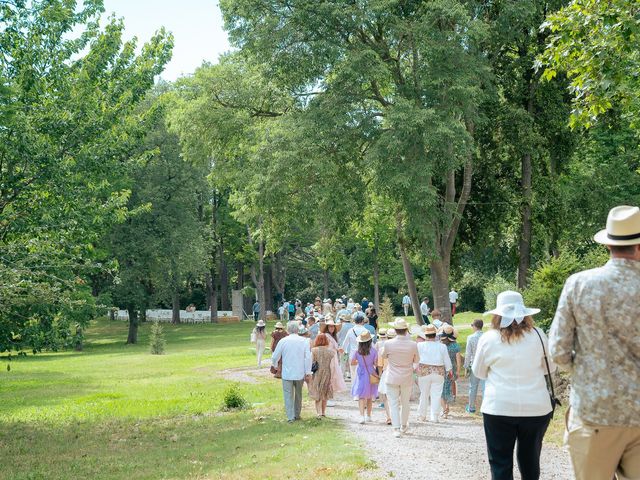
287, 321, 299, 334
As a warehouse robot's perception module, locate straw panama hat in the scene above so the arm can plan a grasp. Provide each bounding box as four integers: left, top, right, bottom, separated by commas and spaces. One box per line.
390, 318, 409, 330
594, 205, 640, 246
440, 324, 459, 339
378, 328, 388, 338
274, 322, 284, 329
424, 324, 437, 336
256, 320, 266, 327
484, 291, 540, 329
356, 330, 373, 343
386, 328, 397, 338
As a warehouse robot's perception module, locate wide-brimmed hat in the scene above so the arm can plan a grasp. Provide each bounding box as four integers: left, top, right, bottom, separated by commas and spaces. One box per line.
298, 326, 309, 335
256, 320, 266, 327
424, 324, 437, 336
439, 324, 459, 339
319, 318, 342, 333
357, 331, 373, 343
594, 205, 640, 246
390, 318, 409, 330
484, 291, 540, 329
378, 328, 388, 338
339, 313, 352, 323
386, 328, 397, 338
274, 321, 284, 329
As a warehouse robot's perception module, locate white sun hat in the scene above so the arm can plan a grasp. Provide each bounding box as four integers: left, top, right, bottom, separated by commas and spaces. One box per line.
484, 291, 540, 329
594, 205, 640, 246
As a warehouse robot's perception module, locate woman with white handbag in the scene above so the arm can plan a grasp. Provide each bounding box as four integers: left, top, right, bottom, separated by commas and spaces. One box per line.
252, 320, 267, 367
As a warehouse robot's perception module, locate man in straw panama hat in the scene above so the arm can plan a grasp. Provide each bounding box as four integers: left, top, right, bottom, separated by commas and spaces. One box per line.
381, 318, 419, 437
550, 205, 640, 480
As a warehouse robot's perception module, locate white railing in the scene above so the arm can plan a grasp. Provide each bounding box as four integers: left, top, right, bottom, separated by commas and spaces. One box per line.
115, 309, 234, 323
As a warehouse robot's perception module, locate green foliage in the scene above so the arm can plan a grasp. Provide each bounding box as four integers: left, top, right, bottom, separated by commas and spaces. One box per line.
483, 275, 518, 312
541, 0, 640, 130
222, 383, 249, 411
379, 296, 395, 325
0, 1, 173, 353
149, 321, 166, 355
525, 249, 609, 330
457, 270, 487, 313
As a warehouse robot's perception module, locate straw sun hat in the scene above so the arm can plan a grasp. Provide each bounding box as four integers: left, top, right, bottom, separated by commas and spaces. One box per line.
390, 318, 410, 330
356, 331, 373, 343
319, 318, 342, 333
594, 205, 640, 246
274, 322, 284, 329
484, 290, 540, 329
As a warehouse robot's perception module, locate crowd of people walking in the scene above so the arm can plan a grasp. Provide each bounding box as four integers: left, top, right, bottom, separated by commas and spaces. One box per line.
251, 205, 640, 480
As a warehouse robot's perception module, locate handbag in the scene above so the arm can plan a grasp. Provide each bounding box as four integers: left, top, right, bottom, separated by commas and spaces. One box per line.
361, 353, 380, 385
311, 360, 319, 374
250, 331, 256, 343
533, 327, 562, 417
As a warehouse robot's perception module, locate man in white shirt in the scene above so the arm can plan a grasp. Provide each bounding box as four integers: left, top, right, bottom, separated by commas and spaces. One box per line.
420, 297, 430, 324
402, 293, 411, 316
271, 321, 312, 422
449, 289, 458, 317
341, 315, 367, 382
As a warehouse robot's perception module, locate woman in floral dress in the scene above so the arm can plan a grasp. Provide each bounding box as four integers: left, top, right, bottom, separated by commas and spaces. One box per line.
319, 318, 348, 394
440, 324, 462, 418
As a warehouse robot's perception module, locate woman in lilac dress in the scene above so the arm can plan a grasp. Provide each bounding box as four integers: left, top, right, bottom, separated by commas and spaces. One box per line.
350, 330, 379, 424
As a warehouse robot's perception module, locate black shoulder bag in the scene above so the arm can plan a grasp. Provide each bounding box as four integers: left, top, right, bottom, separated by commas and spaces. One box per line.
533, 327, 561, 417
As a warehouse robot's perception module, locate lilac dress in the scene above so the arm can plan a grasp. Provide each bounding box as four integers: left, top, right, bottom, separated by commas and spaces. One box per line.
350, 349, 379, 400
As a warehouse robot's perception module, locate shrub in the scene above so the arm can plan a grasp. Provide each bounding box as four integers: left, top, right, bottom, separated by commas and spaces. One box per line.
149, 321, 166, 355
379, 296, 395, 324
524, 249, 608, 331
222, 384, 248, 411
483, 274, 517, 311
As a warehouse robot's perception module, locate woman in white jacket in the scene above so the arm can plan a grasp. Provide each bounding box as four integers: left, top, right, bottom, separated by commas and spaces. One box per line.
473, 291, 556, 480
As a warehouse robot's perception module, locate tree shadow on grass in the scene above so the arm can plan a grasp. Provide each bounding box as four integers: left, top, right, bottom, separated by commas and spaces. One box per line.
0, 409, 366, 480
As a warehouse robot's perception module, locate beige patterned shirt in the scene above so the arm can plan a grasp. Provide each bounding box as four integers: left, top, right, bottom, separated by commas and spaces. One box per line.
549, 258, 640, 426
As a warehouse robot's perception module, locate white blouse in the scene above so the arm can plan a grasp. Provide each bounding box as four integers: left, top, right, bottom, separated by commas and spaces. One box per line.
472, 328, 556, 417
417, 341, 452, 371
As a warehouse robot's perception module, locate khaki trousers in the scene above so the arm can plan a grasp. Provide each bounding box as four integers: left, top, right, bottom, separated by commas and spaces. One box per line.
566, 408, 640, 480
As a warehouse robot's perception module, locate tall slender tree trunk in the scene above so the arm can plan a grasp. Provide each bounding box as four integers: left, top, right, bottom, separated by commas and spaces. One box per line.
205, 272, 212, 310
323, 269, 329, 299
398, 237, 423, 325
248, 227, 266, 321
373, 243, 380, 312
210, 268, 219, 323
264, 262, 273, 315
219, 246, 230, 310
171, 290, 180, 324
126, 305, 138, 344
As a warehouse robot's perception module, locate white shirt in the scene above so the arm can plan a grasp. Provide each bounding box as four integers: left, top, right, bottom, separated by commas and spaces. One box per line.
472, 328, 556, 417
271, 334, 312, 381
417, 341, 452, 370
402, 295, 411, 305
420, 302, 430, 316
346, 302, 355, 312
341, 325, 367, 355
449, 291, 458, 303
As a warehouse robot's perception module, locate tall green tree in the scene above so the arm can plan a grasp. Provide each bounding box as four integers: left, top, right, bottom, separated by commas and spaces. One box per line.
0, 0, 172, 352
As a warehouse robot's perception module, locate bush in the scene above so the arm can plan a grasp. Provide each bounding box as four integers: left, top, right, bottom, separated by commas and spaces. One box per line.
149, 321, 166, 355
483, 274, 517, 311
222, 384, 248, 410
457, 270, 487, 312
379, 296, 395, 324
524, 249, 608, 331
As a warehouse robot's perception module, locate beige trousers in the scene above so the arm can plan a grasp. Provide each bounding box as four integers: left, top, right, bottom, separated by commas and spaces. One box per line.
566, 408, 640, 480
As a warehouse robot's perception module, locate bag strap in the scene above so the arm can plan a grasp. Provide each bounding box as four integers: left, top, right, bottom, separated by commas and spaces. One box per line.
533, 327, 557, 401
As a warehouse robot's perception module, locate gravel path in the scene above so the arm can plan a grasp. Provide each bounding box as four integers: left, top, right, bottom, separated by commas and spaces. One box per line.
330, 377, 574, 480
218, 364, 574, 479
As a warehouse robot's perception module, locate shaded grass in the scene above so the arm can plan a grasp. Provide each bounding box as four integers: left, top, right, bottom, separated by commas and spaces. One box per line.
0, 319, 366, 479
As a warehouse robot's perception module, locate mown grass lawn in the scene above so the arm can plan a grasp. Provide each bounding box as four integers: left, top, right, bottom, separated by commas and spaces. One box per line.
0, 319, 367, 480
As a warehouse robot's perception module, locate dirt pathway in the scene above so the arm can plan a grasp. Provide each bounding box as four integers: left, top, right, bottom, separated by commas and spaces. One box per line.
219, 365, 574, 479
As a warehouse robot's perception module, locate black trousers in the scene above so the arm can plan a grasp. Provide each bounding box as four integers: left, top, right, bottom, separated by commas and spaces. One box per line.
483, 412, 552, 480
421, 314, 430, 325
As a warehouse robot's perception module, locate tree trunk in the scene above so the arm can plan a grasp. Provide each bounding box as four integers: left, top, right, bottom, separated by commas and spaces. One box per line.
323, 269, 329, 299
210, 268, 219, 323
205, 272, 212, 310
248, 228, 267, 321
430, 258, 451, 323
271, 252, 286, 302
373, 243, 380, 312
171, 290, 180, 324
398, 238, 423, 325
126, 305, 138, 344
264, 262, 273, 315
219, 245, 230, 310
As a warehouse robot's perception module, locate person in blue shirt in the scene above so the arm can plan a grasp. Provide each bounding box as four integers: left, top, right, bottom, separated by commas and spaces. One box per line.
252, 301, 260, 321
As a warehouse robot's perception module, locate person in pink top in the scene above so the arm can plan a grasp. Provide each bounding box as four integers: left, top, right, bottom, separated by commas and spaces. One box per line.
382, 318, 419, 437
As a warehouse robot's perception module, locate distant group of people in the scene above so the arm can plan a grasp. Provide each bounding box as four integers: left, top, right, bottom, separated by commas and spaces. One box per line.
252, 205, 640, 480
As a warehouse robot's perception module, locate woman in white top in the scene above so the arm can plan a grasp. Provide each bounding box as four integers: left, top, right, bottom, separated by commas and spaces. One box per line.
252, 320, 267, 367
415, 324, 452, 422
472, 291, 556, 480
